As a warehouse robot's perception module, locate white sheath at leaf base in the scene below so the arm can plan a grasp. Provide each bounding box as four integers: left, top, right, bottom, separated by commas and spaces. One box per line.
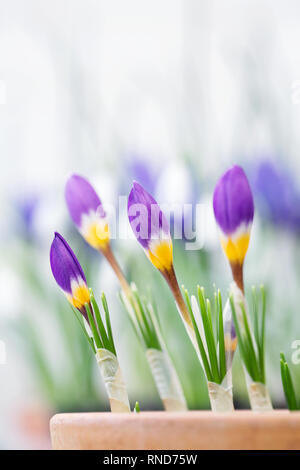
96, 348, 130, 413
146, 348, 187, 411
244, 370, 273, 412
248, 382, 273, 411
207, 370, 234, 413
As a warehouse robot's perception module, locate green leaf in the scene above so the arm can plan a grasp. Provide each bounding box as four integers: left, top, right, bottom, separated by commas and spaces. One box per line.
280, 353, 298, 411
184, 288, 213, 382
90, 292, 111, 351
133, 289, 158, 349
252, 286, 260, 350
71, 306, 96, 354
118, 291, 146, 349
260, 285, 266, 383
197, 286, 220, 383
214, 290, 219, 343
144, 303, 161, 351
217, 290, 226, 382
101, 293, 116, 355
240, 303, 261, 382
134, 401, 141, 413
230, 296, 256, 380
85, 302, 102, 349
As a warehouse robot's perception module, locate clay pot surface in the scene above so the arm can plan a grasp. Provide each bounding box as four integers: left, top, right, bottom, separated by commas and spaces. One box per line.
50, 410, 300, 450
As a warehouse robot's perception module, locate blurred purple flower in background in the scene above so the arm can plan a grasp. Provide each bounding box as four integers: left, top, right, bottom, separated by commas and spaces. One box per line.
121, 153, 162, 194
249, 160, 300, 233
126, 155, 159, 196
123, 155, 200, 242
155, 161, 200, 242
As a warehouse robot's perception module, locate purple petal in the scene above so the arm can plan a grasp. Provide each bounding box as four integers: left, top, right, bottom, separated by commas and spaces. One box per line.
50, 232, 87, 294
65, 174, 105, 228
213, 165, 254, 234
128, 181, 170, 249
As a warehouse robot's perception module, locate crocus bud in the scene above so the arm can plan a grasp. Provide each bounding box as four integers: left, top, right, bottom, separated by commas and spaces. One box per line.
128, 181, 173, 273
213, 165, 254, 290
65, 174, 110, 250
128, 181, 194, 338
50, 232, 90, 312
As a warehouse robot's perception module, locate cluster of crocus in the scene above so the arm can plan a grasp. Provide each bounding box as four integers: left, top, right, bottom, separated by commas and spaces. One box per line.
50, 232, 130, 413
49, 163, 274, 413
60, 175, 186, 412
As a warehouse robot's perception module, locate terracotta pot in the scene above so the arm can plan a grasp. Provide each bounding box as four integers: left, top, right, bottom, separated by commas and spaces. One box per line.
50, 410, 300, 450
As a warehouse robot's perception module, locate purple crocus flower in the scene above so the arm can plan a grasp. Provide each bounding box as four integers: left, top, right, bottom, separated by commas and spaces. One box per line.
128, 181, 173, 272
213, 165, 254, 268
65, 174, 109, 250
128, 181, 194, 335
50, 232, 90, 312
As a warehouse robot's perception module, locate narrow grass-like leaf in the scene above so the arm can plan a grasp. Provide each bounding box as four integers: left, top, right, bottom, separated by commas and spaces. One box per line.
134, 401, 141, 413
214, 291, 219, 343
133, 290, 157, 348
144, 303, 161, 351
70, 306, 96, 353
260, 285, 266, 383
284, 363, 298, 410
240, 303, 261, 381
90, 292, 111, 351
218, 290, 226, 381
230, 296, 256, 380
101, 293, 116, 355
85, 302, 102, 349
184, 289, 213, 382
280, 353, 298, 411
252, 286, 264, 383
149, 295, 162, 332
252, 287, 259, 349
197, 286, 220, 383
118, 292, 146, 348
141, 293, 159, 345
280, 359, 292, 410
128, 295, 150, 347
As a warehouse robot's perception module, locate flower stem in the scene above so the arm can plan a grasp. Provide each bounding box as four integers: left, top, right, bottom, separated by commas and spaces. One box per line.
163, 264, 195, 339
102, 244, 131, 297
101, 244, 142, 318
230, 261, 244, 293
